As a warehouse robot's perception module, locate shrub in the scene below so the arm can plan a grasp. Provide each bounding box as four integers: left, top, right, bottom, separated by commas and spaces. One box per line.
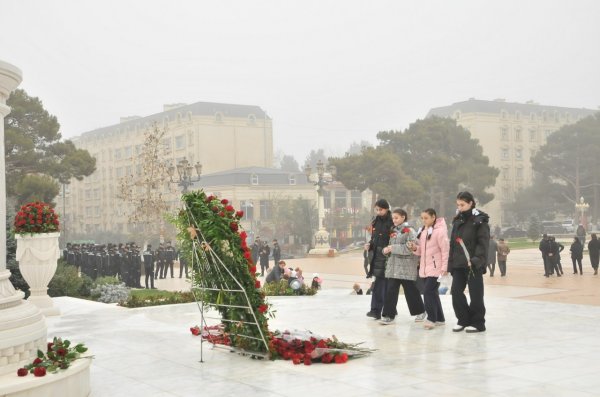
120, 290, 196, 308
262, 279, 317, 296
91, 283, 130, 304
48, 262, 83, 297
90, 276, 120, 300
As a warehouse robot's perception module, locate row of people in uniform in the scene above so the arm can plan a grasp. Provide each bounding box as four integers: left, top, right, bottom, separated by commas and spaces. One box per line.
63, 241, 189, 289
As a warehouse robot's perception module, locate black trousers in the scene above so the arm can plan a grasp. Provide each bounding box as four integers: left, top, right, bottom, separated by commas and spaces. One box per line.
155, 261, 164, 279
163, 261, 174, 278
542, 255, 551, 276
370, 276, 387, 314
498, 260, 507, 276
179, 261, 188, 278
451, 267, 486, 331
423, 277, 445, 323
382, 278, 424, 319
572, 258, 583, 274
487, 262, 496, 276
144, 266, 155, 289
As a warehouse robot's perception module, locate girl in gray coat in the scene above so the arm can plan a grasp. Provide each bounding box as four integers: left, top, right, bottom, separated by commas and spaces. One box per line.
380, 208, 426, 324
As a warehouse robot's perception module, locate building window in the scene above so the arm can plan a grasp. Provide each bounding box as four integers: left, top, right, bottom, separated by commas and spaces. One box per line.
248, 114, 256, 125
240, 200, 254, 220
324, 193, 331, 209
516, 168, 523, 180
259, 200, 272, 220
126, 166, 132, 176
501, 127, 508, 141
542, 111, 548, 122
215, 112, 223, 123
116, 167, 124, 177
530, 112, 536, 121
502, 168, 510, 180
86, 207, 93, 217
85, 189, 92, 199
515, 148, 523, 160
114, 148, 122, 160
350, 190, 362, 210
502, 187, 511, 200
162, 138, 171, 152
175, 135, 185, 150
288, 174, 296, 185
251, 174, 258, 185
529, 129, 536, 141
515, 128, 522, 141
123, 146, 132, 159
502, 149, 509, 160
554, 112, 559, 122
187, 111, 193, 122
501, 110, 507, 119
334, 191, 346, 209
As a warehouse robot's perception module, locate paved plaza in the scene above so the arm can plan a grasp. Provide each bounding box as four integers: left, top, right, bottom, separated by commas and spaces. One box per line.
42, 248, 600, 397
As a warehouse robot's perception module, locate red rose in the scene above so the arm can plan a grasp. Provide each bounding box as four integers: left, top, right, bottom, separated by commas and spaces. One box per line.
205, 195, 215, 203
243, 251, 251, 260
56, 348, 67, 357
303, 357, 312, 365
316, 339, 327, 349
292, 357, 301, 365
239, 231, 247, 240
321, 353, 333, 364
225, 205, 234, 212
33, 358, 43, 365
47, 342, 54, 352
455, 237, 463, 244
402, 227, 410, 233
37, 220, 42, 224
334, 354, 343, 364
33, 366, 46, 377
258, 304, 268, 313
218, 211, 225, 217
255, 280, 261, 288
230, 222, 238, 232
211, 206, 219, 212
190, 327, 200, 336
221, 199, 228, 205
236, 210, 244, 218
17, 368, 28, 377
249, 265, 256, 273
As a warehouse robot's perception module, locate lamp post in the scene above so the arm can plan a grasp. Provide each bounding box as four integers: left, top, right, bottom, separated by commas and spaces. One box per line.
304, 160, 337, 256
168, 158, 202, 193
575, 196, 589, 229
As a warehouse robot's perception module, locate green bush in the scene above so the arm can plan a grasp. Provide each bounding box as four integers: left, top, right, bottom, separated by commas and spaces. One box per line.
78, 274, 94, 297
90, 276, 120, 300
120, 290, 196, 308
262, 279, 317, 296
48, 262, 83, 298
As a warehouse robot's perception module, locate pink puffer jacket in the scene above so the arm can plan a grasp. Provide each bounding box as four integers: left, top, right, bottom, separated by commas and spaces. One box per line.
413, 217, 449, 277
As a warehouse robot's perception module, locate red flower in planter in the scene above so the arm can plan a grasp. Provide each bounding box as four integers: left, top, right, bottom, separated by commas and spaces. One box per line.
230, 222, 238, 232
221, 199, 229, 205
258, 304, 268, 313
236, 210, 244, 218
225, 205, 234, 212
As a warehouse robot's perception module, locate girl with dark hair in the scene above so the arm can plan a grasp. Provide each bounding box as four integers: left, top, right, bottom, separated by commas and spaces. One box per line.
588, 234, 599, 275
380, 208, 425, 325
364, 199, 393, 320
448, 191, 490, 333
411, 208, 449, 330
570, 237, 584, 275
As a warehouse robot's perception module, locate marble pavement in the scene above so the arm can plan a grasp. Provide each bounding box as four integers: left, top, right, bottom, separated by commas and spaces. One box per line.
44, 282, 600, 397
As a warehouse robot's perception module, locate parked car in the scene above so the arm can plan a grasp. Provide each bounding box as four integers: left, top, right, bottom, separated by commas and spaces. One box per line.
561, 219, 575, 233
502, 227, 527, 238
541, 221, 567, 235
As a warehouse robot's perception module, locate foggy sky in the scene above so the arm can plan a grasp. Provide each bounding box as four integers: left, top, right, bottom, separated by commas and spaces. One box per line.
1, 0, 599, 164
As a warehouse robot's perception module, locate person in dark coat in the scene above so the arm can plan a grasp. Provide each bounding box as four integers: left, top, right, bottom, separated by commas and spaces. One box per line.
251, 241, 260, 267
487, 236, 498, 277
448, 191, 490, 333
547, 236, 562, 277
588, 233, 600, 275
570, 237, 584, 275
576, 224, 587, 246
272, 240, 281, 268
266, 260, 286, 283
143, 244, 156, 289
365, 198, 393, 320
539, 234, 551, 277
258, 241, 270, 276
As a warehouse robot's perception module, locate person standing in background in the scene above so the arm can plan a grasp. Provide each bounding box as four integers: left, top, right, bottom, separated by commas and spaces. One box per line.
487, 236, 498, 277
496, 238, 510, 277
587, 233, 599, 275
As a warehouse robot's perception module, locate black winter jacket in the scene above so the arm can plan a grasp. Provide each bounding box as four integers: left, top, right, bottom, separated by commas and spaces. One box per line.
367, 213, 393, 278
448, 208, 490, 272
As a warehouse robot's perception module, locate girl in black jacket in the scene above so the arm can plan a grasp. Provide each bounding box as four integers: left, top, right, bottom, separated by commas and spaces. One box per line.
448, 191, 490, 333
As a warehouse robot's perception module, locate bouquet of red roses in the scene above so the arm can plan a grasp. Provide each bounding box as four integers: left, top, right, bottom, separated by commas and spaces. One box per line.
14, 202, 60, 234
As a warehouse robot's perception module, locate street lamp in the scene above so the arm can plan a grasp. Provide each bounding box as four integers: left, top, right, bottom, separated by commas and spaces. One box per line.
168, 158, 202, 193
304, 160, 337, 256
575, 196, 589, 228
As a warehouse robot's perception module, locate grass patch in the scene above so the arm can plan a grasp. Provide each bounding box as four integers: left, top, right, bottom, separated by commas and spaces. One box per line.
506, 238, 539, 250
121, 289, 196, 307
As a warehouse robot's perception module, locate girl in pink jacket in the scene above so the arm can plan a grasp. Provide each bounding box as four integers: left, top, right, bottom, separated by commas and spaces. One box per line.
411, 208, 449, 330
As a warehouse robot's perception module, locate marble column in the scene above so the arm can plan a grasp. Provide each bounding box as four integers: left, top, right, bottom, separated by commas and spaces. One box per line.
0, 59, 47, 376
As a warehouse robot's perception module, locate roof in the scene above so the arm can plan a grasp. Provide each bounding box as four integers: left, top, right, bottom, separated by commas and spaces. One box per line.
192, 167, 310, 188
76, 101, 270, 140
427, 99, 597, 118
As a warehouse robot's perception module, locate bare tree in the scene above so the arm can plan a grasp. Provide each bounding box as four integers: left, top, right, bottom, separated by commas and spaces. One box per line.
117, 122, 175, 238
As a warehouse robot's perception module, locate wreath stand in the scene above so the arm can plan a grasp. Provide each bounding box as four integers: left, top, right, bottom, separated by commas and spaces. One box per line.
183, 203, 270, 362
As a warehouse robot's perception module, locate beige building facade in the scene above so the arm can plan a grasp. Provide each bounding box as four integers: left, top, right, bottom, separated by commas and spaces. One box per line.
61, 101, 273, 237
428, 98, 597, 226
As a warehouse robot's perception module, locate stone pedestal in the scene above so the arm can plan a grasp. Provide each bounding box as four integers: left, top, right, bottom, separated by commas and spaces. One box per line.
15, 233, 61, 316
308, 228, 338, 256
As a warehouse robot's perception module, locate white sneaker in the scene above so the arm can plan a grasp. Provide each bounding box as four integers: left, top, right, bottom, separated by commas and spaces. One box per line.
423, 321, 435, 330
465, 326, 485, 333
452, 324, 466, 332
414, 313, 427, 322
435, 321, 445, 326
380, 317, 395, 325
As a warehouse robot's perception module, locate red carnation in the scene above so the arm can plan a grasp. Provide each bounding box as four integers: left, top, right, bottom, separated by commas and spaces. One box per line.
218, 211, 225, 217
190, 326, 200, 336
243, 251, 251, 260
292, 357, 301, 365
33, 366, 46, 377
402, 227, 410, 233
57, 348, 67, 357
316, 339, 327, 349
249, 265, 256, 273
235, 210, 244, 218
230, 222, 238, 232
221, 199, 229, 205
258, 304, 268, 313
205, 195, 215, 203
255, 280, 261, 288
304, 357, 312, 365
455, 237, 463, 244
225, 205, 234, 212
240, 231, 247, 240
47, 342, 54, 351
17, 367, 28, 376
33, 357, 43, 365
211, 206, 219, 212
321, 353, 333, 364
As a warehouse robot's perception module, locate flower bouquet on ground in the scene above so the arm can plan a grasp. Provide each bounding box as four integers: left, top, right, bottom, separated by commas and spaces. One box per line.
13, 202, 60, 234
17, 337, 90, 377
190, 326, 374, 365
